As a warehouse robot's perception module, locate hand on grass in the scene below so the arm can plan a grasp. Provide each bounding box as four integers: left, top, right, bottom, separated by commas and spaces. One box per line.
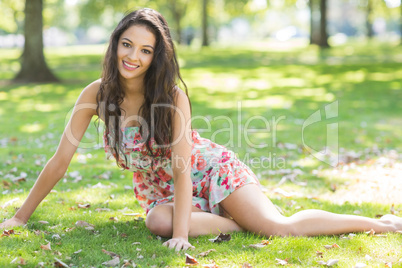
163, 237, 195, 251
0, 217, 26, 229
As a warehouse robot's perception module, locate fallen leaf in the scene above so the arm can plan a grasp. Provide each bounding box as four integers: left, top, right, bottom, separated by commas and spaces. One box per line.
121, 259, 136, 267
75, 221, 94, 228
326, 259, 339, 266
366, 229, 375, 236
1, 229, 15, 237
198, 249, 216, 257
323, 244, 340, 250
95, 208, 111, 212
209, 232, 231, 243
185, 253, 199, 265
38, 221, 49, 225
102, 249, 120, 258
18, 257, 26, 265
241, 263, 253, 268
74, 249, 82, 254
249, 240, 271, 249
276, 258, 288, 265
77, 203, 91, 209
354, 263, 367, 268
54, 257, 69, 267
40, 242, 51, 250
109, 217, 119, 222
102, 257, 120, 267
316, 251, 323, 258
385, 262, 392, 268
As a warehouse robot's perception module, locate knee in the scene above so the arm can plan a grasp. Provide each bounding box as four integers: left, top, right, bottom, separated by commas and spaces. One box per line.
265, 217, 299, 237
145, 207, 173, 237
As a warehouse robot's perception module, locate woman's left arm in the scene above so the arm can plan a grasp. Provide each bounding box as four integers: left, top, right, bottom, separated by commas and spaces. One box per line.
162, 90, 194, 251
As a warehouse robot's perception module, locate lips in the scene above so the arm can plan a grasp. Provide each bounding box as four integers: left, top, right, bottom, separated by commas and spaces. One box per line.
123, 60, 139, 70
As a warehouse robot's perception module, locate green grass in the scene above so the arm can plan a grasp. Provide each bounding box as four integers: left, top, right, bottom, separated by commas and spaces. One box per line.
0, 40, 402, 267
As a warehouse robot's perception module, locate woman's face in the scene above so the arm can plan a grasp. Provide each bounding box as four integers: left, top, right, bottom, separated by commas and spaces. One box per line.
117, 24, 156, 84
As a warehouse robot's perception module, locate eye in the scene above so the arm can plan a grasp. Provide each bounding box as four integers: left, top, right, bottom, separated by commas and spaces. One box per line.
122, 42, 131, 48
142, 49, 151, 54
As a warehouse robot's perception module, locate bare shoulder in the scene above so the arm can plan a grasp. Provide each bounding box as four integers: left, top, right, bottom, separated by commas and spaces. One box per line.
173, 86, 190, 108
79, 79, 101, 103
73, 79, 102, 117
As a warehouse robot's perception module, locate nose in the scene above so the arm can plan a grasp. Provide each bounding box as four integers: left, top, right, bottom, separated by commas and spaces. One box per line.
128, 47, 140, 61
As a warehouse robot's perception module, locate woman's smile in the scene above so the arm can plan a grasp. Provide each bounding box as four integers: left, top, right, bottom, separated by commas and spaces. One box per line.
122, 60, 140, 70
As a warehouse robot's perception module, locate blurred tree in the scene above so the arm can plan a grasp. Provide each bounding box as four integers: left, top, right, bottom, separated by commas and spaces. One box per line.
366, 0, 374, 38
400, 2, 402, 45
202, 0, 209, 46
309, 0, 329, 48
14, 0, 58, 82
166, 0, 190, 44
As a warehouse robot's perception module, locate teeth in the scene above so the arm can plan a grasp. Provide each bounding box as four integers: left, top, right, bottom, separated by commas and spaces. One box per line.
124, 61, 139, 68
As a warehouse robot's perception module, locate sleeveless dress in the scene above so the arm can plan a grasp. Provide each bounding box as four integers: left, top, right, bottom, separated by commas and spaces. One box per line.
103, 127, 259, 216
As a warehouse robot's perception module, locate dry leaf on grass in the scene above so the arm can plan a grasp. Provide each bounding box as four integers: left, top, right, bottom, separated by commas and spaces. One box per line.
102, 249, 121, 258
109, 217, 119, 222
366, 229, 375, 236
323, 243, 340, 249
1, 229, 15, 237
241, 263, 253, 268
38, 220, 49, 225
74, 249, 82, 254
185, 253, 199, 265
276, 258, 288, 265
209, 232, 231, 243
102, 257, 120, 267
77, 203, 91, 209
249, 240, 271, 249
54, 257, 69, 268
75, 220, 94, 229
40, 242, 51, 250
318, 259, 339, 266
198, 249, 216, 257
10, 257, 26, 265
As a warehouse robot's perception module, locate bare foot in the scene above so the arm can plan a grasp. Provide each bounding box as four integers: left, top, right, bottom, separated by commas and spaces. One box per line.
380, 214, 402, 232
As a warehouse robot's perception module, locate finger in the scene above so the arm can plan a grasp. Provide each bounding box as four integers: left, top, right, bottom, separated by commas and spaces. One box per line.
168, 241, 176, 249
175, 241, 184, 251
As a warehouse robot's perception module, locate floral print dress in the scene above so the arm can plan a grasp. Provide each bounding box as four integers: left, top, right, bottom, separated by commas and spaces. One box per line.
104, 127, 259, 215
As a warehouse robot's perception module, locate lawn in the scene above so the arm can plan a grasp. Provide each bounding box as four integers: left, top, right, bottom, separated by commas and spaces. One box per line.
0, 40, 402, 267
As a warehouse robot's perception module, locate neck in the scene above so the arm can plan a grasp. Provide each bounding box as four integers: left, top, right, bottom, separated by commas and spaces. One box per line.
120, 76, 145, 95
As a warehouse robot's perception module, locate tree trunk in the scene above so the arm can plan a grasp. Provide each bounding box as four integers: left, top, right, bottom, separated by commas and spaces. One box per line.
202, 0, 209, 47
366, 0, 373, 38
318, 0, 329, 48
14, 0, 58, 83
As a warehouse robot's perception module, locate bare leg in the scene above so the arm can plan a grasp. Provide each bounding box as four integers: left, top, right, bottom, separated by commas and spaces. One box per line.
220, 184, 400, 237
145, 203, 243, 237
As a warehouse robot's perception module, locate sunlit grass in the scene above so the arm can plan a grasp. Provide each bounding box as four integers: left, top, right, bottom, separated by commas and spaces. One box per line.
0, 41, 402, 267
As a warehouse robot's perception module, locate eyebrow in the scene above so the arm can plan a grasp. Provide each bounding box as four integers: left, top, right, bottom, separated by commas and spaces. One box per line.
122, 37, 154, 50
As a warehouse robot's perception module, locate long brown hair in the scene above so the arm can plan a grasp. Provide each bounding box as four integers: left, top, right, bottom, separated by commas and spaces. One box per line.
96, 8, 189, 168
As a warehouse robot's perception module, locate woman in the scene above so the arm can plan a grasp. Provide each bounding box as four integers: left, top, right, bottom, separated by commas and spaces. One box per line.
1, 8, 401, 251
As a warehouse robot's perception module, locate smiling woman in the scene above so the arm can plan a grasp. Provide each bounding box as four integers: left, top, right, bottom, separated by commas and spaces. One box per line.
117, 25, 155, 85
1, 8, 402, 254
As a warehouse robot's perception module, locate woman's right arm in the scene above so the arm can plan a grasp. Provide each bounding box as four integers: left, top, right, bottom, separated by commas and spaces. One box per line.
0, 80, 101, 228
